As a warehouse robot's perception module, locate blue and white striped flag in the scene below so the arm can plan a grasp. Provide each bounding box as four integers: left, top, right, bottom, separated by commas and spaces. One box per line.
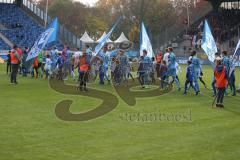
26, 18, 58, 61
26, 28, 55, 61
140, 22, 154, 58
93, 17, 121, 57
201, 20, 218, 63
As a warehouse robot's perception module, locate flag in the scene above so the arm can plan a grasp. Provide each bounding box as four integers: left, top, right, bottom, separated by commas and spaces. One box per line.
201, 20, 218, 63
26, 28, 55, 61
93, 17, 122, 57
140, 22, 154, 58
233, 39, 240, 56
229, 39, 240, 76
47, 17, 58, 44
26, 18, 58, 61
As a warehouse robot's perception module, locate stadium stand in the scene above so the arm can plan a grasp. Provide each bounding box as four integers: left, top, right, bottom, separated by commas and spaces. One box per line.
0, 3, 63, 50
189, 8, 240, 45
169, 0, 240, 56
0, 3, 44, 49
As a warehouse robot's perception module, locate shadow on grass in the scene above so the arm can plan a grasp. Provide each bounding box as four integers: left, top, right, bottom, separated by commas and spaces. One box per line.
49, 79, 119, 121
113, 79, 173, 106
49, 78, 172, 121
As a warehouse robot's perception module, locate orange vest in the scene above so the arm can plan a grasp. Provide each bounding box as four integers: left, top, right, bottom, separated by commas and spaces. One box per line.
79, 57, 88, 72
156, 54, 162, 63
10, 51, 19, 64
215, 67, 228, 88
33, 58, 39, 68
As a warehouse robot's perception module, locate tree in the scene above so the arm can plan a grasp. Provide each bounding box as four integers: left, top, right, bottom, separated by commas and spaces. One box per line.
35, 0, 183, 48
36, 0, 108, 37
96, 0, 178, 47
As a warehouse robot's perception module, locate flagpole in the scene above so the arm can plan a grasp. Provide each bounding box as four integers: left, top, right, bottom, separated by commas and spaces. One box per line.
238, 26, 240, 40
186, 3, 190, 35
187, 4, 190, 28
44, 0, 49, 28
140, 0, 144, 53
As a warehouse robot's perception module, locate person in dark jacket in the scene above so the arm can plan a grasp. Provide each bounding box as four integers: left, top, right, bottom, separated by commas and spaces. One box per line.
6, 51, 11, 75
159, 60, 168, 89
184, 61, 198, 95
229, 68, 236, 96
99, 60, 105, 85
56, 53, 64, 80
10, 45, 21, 84
114, 60, 121, 86
22, 47, 29, 77
137, 56, 145, 88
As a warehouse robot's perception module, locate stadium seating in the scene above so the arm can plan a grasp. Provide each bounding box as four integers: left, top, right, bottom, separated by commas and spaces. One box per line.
209, 9, 240, 42
173, 7, 240, 54
189, 9, 240, 44
0, 3, 63, 50
0, 38, 10, 50
0, 3, 44, 49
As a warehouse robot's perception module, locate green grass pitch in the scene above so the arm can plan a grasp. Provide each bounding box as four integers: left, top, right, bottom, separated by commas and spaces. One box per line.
0, 63, 240, 160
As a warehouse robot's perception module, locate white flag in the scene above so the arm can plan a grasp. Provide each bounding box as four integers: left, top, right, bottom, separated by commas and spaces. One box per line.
140, 22, 154, 58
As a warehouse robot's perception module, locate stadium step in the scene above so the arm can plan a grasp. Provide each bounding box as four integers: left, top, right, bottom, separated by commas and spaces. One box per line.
0, 23, 6, 29
0, 31, 13, 48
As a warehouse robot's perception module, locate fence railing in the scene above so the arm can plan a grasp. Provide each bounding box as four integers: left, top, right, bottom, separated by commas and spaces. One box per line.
0, 0, 14, 3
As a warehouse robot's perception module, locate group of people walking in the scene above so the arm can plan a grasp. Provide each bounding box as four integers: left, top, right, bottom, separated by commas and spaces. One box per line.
6, 44, 237, 108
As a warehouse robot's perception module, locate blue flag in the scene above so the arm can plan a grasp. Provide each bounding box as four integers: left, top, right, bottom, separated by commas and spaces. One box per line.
140, 22, 154, 58
229, 39, 240, 76
233, 39, 240, 56
201, 20, 218, 63
26, 28, 55, 61
93, 17, 121, 57
47, 17, 58, 44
